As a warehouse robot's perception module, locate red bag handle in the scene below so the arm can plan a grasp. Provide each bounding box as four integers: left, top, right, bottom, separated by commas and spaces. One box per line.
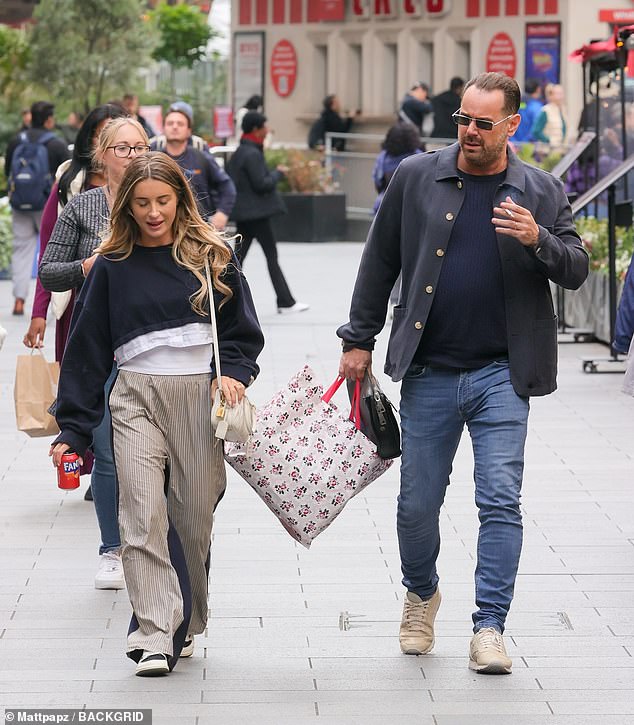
322, 376, 362, 430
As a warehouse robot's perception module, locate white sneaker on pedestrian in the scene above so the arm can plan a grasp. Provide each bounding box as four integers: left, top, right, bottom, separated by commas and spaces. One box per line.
94, 550, 125, 590
181, 634, 194, 658
469, 627, 512, 674
135, 651, 169, 677
278, 302, 310, 314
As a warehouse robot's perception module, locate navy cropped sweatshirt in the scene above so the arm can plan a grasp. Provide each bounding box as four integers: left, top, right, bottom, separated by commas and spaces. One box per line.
53, 244, 264, 457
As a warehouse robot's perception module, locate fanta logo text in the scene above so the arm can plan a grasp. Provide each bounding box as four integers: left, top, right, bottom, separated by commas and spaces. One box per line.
63, 460, 79, 473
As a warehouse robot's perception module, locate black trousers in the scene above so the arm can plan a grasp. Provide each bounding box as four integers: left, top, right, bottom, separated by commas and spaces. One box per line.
235, 217, 295, 309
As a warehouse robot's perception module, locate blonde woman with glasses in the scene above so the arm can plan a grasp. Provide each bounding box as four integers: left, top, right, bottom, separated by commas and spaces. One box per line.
39, 117, 150, 591
49, 153, 264, 677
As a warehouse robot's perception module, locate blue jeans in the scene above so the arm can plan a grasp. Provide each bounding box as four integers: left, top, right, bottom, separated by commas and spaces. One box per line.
397, 360, 529, 633
91, 366, 120, 555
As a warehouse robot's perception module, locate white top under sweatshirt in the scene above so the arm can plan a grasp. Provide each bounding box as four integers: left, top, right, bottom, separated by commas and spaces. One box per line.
116, 322, 213, 375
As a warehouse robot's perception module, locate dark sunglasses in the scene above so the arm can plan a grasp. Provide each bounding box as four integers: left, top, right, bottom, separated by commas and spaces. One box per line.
452, 111, 515, 131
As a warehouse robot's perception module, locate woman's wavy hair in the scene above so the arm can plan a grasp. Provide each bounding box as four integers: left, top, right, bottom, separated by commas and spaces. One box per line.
58, 104, 127, 205
91, 117, 149, 174
95, 152, 233, 313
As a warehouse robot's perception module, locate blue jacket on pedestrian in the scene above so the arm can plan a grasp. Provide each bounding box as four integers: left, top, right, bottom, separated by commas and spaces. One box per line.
614, 255, 634, 354
513, 97, 543, 144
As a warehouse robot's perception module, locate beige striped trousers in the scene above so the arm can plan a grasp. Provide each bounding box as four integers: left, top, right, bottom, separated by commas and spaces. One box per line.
109, 370, 226, 657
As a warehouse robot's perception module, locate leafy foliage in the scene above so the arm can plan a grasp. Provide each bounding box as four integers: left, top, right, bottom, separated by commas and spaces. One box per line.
0, 25, 31, 103
0, 198, 13, 271
27, 0, 154, 112
150, 3, 213, 70
575, 215, 634, 280
515, 142, 563, 172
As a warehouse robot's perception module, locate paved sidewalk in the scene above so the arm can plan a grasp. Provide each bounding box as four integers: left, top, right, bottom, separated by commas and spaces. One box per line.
0, 241, 633, 724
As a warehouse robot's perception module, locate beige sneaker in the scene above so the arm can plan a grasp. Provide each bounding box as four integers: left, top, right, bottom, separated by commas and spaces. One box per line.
399, 588, 441, 655
469, 627, 512, 674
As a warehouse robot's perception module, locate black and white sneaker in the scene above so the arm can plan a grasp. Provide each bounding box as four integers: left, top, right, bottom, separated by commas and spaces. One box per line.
135, 651, 169, 677
181, 634, 194, 658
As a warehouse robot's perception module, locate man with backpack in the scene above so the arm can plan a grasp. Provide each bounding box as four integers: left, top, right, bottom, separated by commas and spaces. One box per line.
5, 101, 70, 315
150, 102, 235, 230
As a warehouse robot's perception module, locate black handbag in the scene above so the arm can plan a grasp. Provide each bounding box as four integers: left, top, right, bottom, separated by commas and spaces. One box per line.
348, 373, 401, 459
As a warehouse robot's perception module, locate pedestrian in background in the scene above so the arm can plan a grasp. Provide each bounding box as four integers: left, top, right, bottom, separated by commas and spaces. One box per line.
431, 76, 465, 140
372, 122, 423, 215
151, 103, 235, 231
24, 103, 126, 362
398, 82, 433, 137
39, 117, 151, 591
150, 101, 210, 154
122, 93, 155, 138
60, 111, 84, 146
372, 122, 423, 317
531, 83, 570, 155
235, 94, 263, 136
513, 79, 543, 144
50, 152, 264, 676
308, 94, 360, 151
338, 72, 588, 675
4, 100, 70, 315
228, 111, 309, 314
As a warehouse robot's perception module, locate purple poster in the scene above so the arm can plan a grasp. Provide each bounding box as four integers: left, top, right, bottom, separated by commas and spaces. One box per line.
525, 23, 561, 87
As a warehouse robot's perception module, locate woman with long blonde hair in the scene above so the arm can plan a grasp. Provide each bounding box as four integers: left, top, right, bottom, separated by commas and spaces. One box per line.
39, 116, 151, 591
49, 153, 264, 677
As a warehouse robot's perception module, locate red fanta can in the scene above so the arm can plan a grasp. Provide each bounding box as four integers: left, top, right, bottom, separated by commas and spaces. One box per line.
57, 451, 80, 490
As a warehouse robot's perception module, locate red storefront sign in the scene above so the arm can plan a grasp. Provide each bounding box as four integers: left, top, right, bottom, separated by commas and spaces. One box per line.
599, 9, 634, 23
485, 32, 516, 77
270, 39, 297, 98
319, 0, 346, 20
213, 106, 234, 139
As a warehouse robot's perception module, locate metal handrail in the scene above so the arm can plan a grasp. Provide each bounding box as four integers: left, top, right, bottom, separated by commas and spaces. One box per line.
571, 153, 634, 215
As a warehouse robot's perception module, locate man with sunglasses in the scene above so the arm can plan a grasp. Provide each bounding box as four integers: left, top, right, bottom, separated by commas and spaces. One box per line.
338, 72, 588, 675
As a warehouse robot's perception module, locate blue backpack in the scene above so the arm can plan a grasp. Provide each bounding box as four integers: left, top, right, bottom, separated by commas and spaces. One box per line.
8, 131, 56, 211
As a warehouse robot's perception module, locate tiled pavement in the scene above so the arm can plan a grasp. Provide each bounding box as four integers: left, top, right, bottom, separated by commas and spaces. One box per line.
0, 241, 633, 724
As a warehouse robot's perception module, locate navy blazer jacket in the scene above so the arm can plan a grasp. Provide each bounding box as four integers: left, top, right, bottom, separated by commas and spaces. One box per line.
337, 143, 589, 397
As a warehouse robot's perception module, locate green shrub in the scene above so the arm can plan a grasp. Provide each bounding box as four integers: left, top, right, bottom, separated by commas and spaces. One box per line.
575, 215, 634, 280
0, 197, 12, 271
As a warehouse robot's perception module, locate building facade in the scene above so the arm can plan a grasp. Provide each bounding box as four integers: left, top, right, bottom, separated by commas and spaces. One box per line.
231, 0, 634, 142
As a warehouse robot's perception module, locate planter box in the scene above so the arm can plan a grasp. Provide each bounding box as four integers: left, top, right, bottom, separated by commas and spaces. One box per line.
272, 192, 346, 243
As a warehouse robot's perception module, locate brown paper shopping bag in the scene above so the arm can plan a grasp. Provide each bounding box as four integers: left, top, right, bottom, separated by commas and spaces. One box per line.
14, 349, 60, 437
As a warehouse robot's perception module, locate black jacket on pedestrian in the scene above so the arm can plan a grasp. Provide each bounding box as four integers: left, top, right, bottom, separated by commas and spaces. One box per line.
321, 109, 354, 151
226, 138, 285, 222
431, 90, 461, 139
399, 94, 432, 133
337, 143, 589, 397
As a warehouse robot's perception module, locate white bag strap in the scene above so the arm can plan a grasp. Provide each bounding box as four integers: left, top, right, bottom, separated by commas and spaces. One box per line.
204, 260, 223, 389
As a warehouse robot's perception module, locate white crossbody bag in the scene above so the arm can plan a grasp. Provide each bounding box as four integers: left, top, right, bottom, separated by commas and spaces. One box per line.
205, 261, 256, 442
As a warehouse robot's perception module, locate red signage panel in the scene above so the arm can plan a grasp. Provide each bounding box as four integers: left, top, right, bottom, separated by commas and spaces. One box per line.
486, 32, 517, 77
320, 0, 346, 20
270, 39, 298, 98
599, 9, 634, 23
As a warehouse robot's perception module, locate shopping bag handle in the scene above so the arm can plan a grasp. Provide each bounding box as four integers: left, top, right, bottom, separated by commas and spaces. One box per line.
322, 376, 362, 430
30, 346, 58, 391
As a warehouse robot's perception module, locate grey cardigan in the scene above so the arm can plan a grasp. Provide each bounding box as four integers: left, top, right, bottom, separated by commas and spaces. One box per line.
39, 187, 109, 292
337, 143, 589, 397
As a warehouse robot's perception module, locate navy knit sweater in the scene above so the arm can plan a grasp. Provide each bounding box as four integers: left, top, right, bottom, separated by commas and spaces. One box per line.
54, 244, 264, 456
414, 170, 508, 368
